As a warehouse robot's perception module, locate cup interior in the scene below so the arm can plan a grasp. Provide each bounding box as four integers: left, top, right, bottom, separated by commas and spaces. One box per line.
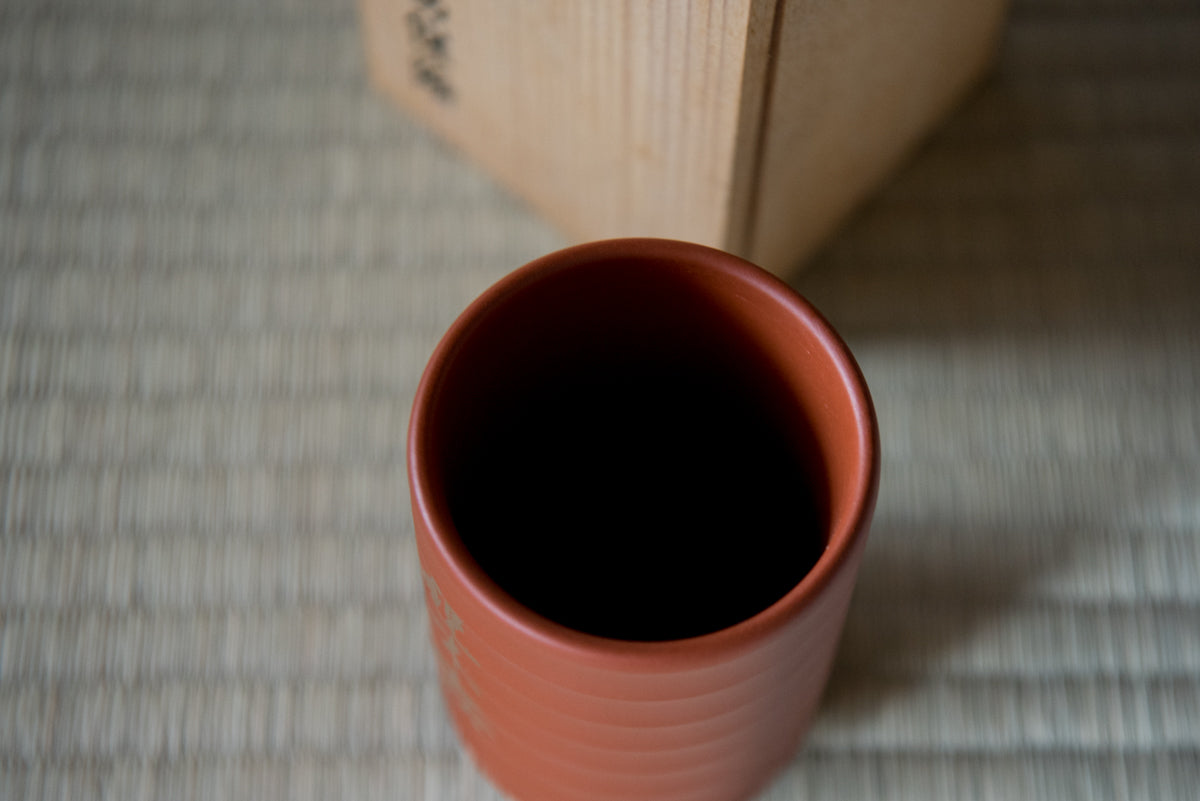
419, 247, 870, 642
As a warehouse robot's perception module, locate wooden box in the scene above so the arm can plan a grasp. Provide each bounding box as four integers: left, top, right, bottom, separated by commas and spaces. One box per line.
360, 0, 1009, 273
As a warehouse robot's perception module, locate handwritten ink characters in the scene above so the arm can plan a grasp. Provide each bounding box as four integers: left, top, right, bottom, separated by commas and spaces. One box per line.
406, 0, 454, 102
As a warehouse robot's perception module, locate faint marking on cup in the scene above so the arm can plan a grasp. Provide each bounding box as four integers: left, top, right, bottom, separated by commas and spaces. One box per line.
422, 570, 490, 734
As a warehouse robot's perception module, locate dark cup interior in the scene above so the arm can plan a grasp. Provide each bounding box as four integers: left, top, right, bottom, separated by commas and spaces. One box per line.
426, 255, 833, 641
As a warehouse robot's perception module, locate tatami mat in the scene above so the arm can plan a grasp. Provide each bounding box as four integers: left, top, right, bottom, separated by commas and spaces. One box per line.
1, 1, 1197, 798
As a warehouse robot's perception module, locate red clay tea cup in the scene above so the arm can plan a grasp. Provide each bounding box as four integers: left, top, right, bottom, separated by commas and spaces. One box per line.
407, 238, 879, 801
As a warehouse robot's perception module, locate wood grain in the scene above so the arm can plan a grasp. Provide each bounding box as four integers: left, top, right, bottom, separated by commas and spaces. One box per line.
749, 0, 1011, 270
361, 0, 760, 249
360, 0, 1010, 272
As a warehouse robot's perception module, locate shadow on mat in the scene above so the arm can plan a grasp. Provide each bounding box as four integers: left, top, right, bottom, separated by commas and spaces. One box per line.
774, 51, 1199, 724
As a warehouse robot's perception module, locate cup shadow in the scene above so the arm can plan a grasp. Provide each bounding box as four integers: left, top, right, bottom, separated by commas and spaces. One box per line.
774, 48, 1200, 725
817, 522, 1075, 722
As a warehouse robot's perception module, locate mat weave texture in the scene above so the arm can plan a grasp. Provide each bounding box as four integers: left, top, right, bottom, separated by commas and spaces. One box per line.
1, 1, 1198, 799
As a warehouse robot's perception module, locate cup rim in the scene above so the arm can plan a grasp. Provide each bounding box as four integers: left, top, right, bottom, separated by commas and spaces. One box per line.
408, 238, 879, 667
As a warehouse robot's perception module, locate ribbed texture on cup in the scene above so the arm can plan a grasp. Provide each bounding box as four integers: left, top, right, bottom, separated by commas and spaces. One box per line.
407, 239, 879, 800
415, 524, 868, 801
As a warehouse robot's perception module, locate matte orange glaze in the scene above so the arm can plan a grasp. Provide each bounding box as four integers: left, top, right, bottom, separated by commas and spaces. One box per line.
408, 239, 879, 801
